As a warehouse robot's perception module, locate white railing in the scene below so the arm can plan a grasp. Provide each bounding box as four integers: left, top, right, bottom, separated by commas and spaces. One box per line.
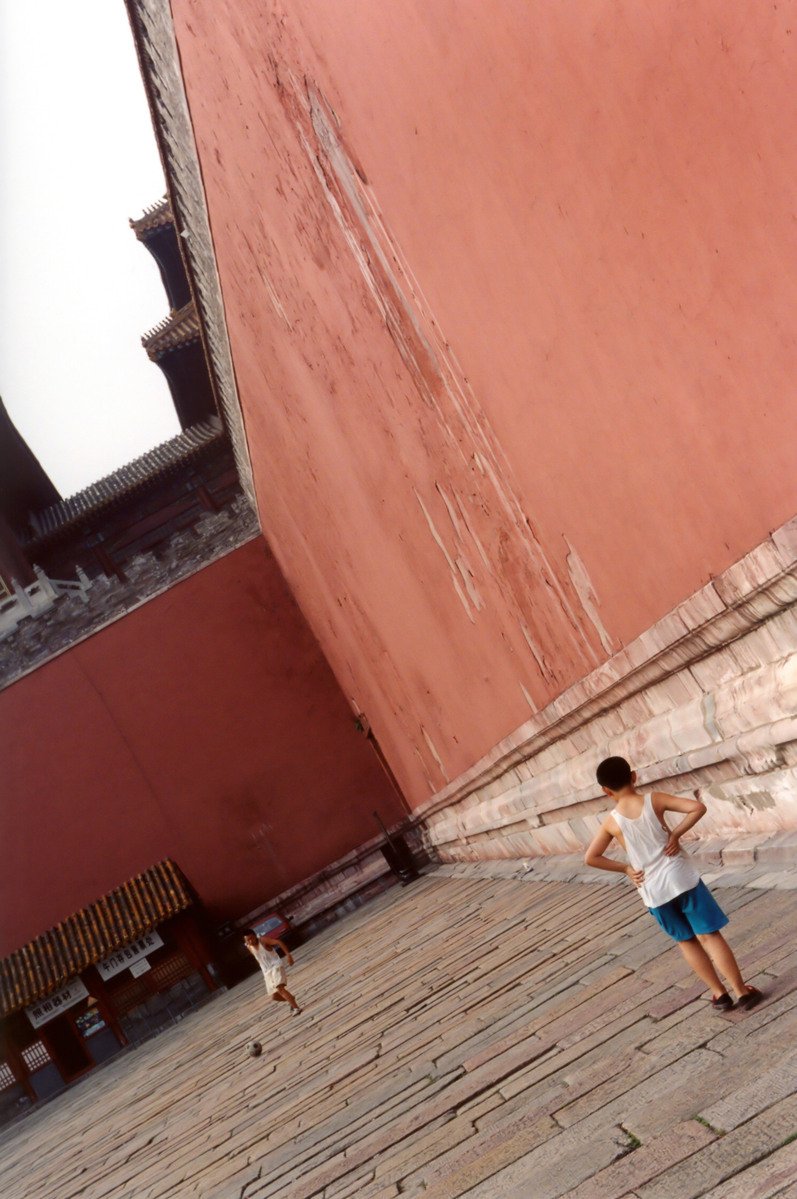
0, 566, 92, 641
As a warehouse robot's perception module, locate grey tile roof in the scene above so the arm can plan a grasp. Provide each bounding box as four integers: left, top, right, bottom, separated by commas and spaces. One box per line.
29, 416, 225, 540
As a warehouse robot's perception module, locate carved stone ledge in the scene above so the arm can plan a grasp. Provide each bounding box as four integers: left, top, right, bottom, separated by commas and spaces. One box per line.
420, 518, 797, 861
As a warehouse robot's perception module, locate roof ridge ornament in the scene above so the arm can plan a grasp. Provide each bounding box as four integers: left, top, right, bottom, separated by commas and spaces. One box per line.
141, 301, 201, 358
129, 194, 173, 237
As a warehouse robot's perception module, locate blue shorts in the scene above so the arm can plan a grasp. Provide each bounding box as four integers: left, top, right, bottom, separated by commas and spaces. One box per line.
648, 881, 728, 942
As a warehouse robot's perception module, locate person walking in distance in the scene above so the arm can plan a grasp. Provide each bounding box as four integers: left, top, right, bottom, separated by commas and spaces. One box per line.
243, 929, 303, 1016
584, 756, 762, 1012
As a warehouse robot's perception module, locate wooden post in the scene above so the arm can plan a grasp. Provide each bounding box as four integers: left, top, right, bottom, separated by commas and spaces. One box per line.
168, 913, 218, 992
82, 968, 129, 1047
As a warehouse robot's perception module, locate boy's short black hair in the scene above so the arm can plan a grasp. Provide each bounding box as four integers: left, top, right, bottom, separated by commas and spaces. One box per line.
242, 928, 257, 939
596, 756, 633, 791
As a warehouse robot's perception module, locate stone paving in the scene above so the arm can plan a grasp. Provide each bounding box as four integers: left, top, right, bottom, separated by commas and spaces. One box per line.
2, 864, 796, 1199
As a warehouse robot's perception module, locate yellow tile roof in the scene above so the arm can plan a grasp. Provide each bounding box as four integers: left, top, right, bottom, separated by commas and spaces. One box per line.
0, 860, 193, 1017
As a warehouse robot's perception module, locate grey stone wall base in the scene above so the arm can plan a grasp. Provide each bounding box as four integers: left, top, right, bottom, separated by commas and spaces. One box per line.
239, 824, 428, 933
431, 828, 797, 893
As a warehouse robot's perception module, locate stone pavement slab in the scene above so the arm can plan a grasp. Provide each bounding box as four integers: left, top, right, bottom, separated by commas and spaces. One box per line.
0, 865, 795, 1198
564, 1120, 717, 1199
699, 1139, 797, 1199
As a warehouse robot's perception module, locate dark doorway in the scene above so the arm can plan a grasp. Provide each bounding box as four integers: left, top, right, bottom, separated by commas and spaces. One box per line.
44, 1016, 93, 1081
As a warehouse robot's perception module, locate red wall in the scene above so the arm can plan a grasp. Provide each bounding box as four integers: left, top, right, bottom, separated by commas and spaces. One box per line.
171, 1, 797, 804
0, 538, 402, 954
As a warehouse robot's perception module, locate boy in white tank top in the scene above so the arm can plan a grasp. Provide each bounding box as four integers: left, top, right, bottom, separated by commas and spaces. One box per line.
584, 756, 762, 1012
243, 929, 303, 1016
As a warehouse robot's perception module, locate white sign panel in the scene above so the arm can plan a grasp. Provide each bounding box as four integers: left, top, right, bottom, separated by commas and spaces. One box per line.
97, 930, 164, 981
26, 978, 89, 1028
129, 959, 152, 978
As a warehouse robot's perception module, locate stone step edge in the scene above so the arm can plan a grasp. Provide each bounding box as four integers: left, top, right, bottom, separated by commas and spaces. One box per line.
431, 829, 797, 891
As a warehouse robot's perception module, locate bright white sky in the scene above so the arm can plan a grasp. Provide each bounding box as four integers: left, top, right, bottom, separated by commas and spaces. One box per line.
0, 0, 180, 498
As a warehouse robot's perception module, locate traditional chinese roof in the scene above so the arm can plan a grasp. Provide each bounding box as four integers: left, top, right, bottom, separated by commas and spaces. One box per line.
142, 302, 201, 360
28, 416, 224, 541
0, 860, 193, 1017
130, 196, 173, 239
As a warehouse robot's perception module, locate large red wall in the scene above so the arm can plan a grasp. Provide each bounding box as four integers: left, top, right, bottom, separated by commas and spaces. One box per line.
0, 538, 402, 954
171, 1, 797, 805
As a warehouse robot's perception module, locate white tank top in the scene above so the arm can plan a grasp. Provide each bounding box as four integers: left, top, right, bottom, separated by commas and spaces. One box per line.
613, 794, 700, 908
252, 943, 282, 974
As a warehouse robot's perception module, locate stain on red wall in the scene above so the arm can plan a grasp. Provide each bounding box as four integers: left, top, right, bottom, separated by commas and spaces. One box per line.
171, 1, 797, 804
0, 538, 402, 954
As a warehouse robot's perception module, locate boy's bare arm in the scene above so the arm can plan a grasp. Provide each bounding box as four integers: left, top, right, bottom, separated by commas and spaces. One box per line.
261, 935, 294, 966
584, 819, 645, 887
652, 793, 706, 856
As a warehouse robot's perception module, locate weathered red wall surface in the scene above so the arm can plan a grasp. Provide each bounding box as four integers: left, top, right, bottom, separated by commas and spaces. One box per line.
0, 538, 401, 954
172, 1, 797, 804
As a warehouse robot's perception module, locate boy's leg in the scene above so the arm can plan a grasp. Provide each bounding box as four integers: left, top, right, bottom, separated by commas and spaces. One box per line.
275, 984, 301, 1012
677, 936, 726, 996
696, 932, 754, 998
270, 990, 287, 1002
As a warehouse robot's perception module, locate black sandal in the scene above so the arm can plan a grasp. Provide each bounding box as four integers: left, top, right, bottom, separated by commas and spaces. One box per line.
711, 992, 734, 1011
736, 986, 763, 1011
